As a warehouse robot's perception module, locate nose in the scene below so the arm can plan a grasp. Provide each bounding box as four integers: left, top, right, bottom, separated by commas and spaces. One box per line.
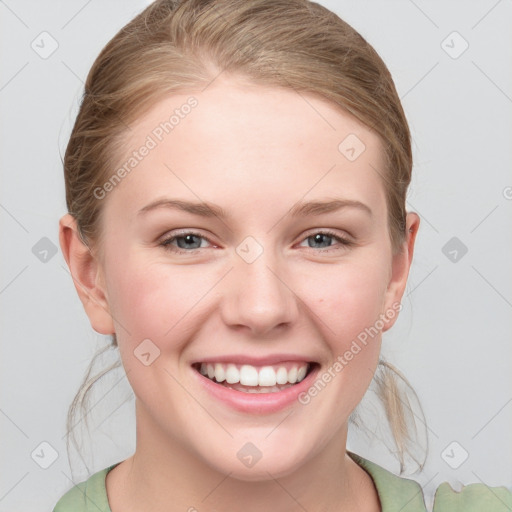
219, 248, 299, 337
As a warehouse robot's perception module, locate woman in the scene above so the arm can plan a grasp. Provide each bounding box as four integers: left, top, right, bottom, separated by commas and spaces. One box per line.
53, 0, 511, 510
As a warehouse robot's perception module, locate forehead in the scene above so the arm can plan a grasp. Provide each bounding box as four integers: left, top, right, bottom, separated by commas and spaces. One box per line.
105, 78, 387, 222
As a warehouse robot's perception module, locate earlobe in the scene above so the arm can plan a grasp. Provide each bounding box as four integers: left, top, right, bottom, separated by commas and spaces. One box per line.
59, 213, 115, 335
381, 212, 420, 332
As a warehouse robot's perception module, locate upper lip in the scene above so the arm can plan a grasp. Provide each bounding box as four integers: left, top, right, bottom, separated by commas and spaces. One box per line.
192, 354, 316, 366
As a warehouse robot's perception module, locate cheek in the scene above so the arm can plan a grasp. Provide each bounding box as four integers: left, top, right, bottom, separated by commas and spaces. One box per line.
301, 258, 389, 347
105, 252, 213, 348
288, 261, 388, 426
105, 242, 391, 358
104, 255, 214, 405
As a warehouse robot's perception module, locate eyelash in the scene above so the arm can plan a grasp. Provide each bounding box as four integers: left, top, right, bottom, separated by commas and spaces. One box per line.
159, 229, 353, 255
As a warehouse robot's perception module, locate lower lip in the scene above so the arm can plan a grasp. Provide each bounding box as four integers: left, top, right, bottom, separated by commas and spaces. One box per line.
193, 365, 319, 414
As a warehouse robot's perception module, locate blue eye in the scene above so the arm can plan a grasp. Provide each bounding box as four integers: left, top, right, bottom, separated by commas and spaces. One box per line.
159, 229, 352, 255
299, 231, 352, 251
160, 232, 211, 253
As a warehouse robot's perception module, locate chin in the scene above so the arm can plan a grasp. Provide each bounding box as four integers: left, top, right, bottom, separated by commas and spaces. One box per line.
200, 443, 310, 482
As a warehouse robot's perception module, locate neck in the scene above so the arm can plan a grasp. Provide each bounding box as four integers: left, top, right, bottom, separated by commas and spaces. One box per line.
108, 400, 378, 512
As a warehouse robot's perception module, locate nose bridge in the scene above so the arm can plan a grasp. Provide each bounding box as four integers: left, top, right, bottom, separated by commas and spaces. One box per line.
220, 239, 298, 335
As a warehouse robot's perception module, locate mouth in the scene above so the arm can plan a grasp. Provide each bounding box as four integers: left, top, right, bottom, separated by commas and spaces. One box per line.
192, 361, 317, 394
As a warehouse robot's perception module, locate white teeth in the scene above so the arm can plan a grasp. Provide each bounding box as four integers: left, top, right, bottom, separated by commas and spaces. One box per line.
258, 366, 277, 386
297, 365, 307, 382
276, 367, 288, 385
225, 364, 239, 384
240, 365, 259, 386
214, 363, 226, 383
200, 362, 310, 387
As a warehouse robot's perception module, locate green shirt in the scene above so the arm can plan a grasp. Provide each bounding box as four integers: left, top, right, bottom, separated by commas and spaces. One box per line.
53, 451, 512, 511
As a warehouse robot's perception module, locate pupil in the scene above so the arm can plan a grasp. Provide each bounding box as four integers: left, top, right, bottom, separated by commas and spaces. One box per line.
311, 233, 330, 248
178, 234, 200, 249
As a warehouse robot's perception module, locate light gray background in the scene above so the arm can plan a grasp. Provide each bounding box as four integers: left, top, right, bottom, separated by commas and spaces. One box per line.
1, 1, 511, 511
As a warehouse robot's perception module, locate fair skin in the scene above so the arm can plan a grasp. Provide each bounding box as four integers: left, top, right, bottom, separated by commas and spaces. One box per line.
60, 77, 419, 512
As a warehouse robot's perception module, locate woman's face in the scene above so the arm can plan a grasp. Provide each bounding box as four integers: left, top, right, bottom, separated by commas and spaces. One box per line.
82, 77, 415, 479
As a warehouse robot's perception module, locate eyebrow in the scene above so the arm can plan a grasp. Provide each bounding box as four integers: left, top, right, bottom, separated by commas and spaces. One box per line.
289, 198, 372, 218
138, 199, 227, 218
137, 198, 372, 219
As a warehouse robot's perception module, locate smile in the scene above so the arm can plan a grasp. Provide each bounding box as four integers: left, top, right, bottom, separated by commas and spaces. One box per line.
195, 362, 311, 393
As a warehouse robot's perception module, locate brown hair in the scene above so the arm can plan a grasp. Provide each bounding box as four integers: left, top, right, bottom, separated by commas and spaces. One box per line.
64, 0, 427, 475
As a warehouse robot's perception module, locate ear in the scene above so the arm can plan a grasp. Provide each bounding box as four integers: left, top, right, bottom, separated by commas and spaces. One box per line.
381, 212, 420, 332
59, 213, 115, 335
